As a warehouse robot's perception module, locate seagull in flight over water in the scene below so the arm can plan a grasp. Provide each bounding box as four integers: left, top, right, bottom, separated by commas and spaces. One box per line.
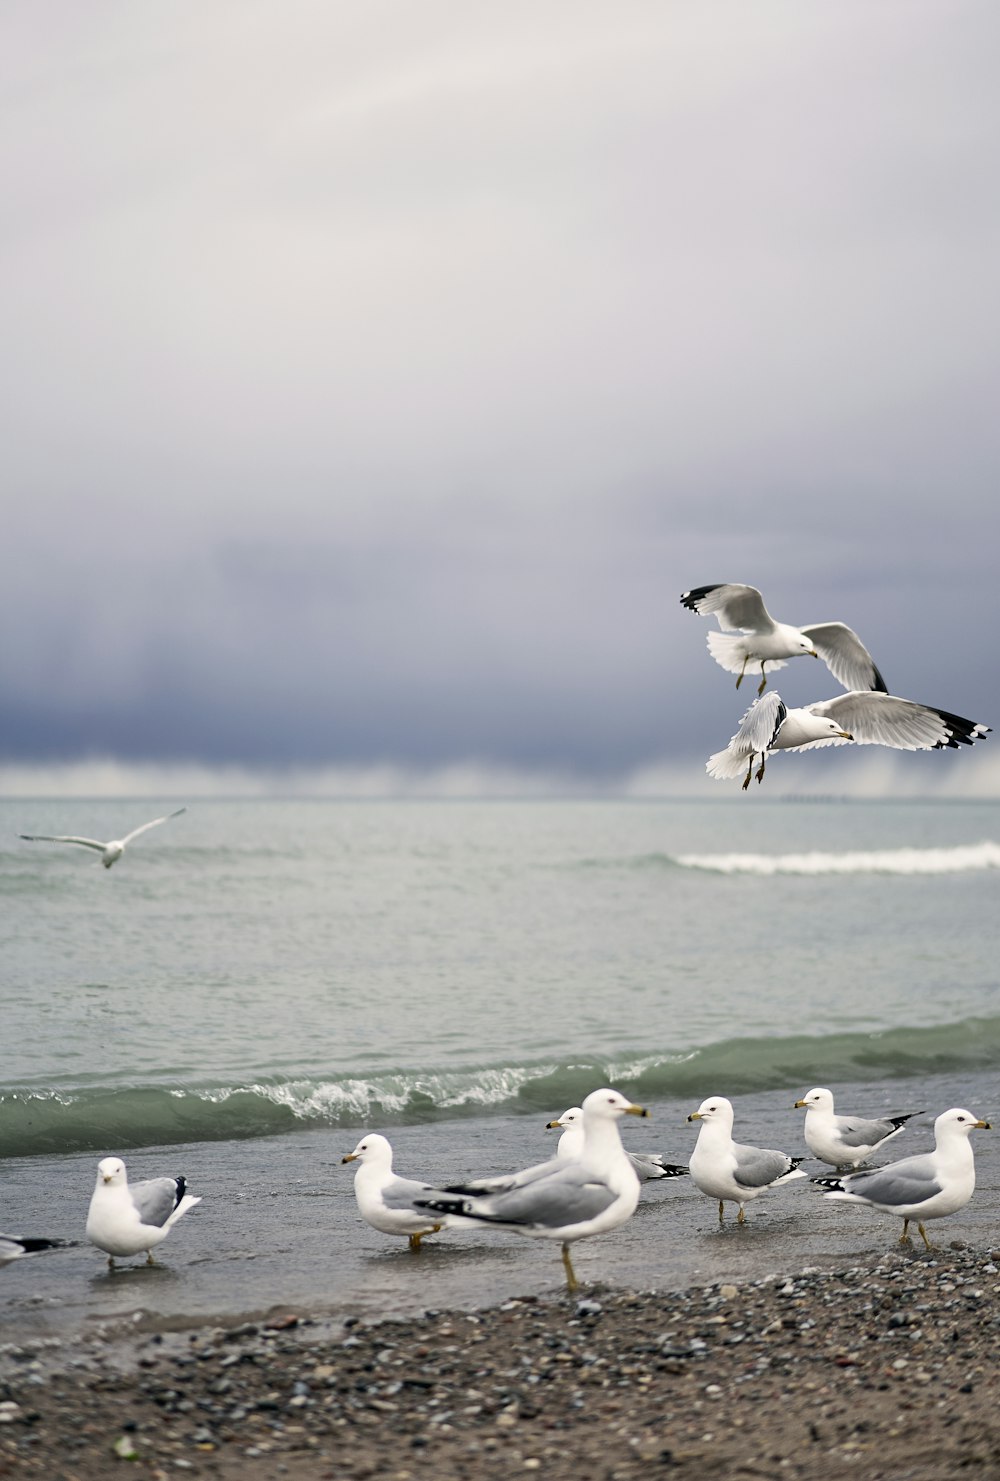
19, 808, 187, 868
707, 691, 989, 790
680, 583, 887, 696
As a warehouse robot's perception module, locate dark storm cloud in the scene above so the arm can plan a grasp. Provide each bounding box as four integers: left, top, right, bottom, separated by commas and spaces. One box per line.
1, 1, 998, 789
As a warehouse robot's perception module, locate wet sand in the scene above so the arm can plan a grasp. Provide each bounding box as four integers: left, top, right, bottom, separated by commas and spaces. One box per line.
2, 1242, 998, 1480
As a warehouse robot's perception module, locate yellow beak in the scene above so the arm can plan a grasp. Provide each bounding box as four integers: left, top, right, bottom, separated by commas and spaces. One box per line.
546, 1119, 563, 1129
341, 1153, 358, 1164
975, 1119, 992, 1130
625, 1104, 649, 1118
687, 1111, 702, 1122
794, 1099, 807, 1108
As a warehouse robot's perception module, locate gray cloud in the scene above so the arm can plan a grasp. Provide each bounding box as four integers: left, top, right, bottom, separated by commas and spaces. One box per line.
2, 1, 997, 785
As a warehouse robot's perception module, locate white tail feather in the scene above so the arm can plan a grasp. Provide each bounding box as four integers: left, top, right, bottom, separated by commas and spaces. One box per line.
706, 746, 752, 781
165, 1194, 201, 1229
706, 630, 788, 679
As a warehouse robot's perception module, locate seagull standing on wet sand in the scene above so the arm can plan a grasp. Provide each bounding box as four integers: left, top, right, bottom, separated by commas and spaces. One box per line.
86, 1157, 201, 1266
813, 1108, 991, 1249
20, 808, 187, 868
687, 1096, 806, 1223
795, 1087, 923, 1169
546, 1106, 688, 1182
341, 1134, 444, 1250
414, 1088, 647, 1291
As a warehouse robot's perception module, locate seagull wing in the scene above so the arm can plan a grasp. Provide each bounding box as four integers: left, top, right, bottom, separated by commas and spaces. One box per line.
808, 694, 990, 751
119, 808, 187, 847
799, 623, 888, 693
680, 584, 774, 632
129, 1177, 184, 1229
19, 834, 107, 852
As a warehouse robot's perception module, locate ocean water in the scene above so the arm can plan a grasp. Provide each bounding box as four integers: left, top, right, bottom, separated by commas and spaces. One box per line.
1, 797, 998, 1339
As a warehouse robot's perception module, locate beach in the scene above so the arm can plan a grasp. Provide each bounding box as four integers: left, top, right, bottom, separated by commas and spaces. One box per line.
2, 1242, 998, 1480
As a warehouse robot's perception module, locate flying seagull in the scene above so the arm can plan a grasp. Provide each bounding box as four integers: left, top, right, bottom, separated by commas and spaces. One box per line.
795, 1087, 923, 1170
341, 1133, 444, 1250
680, 583, 887, 696
813, 1107, 991, 1249
687, 1095, 806, 1223
20, 807, 187, 868
707, 690, 990, 790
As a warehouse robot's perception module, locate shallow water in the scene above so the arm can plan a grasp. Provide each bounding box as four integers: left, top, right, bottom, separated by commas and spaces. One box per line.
1, 798, 997, 1339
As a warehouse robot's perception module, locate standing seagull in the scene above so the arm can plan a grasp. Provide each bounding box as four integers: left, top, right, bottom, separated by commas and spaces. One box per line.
814, 1107, 990, 1248
341, 1134, 444, 1250
687, 1096, 806, 1223
795, 1087, 923, 1170
20, 807, 187, 868
546, 1106, 688, 1182
414, 1088, 647, 1291
86, 1157, 201, 1266
680, 583, 887, 696
707, 690, 990, 790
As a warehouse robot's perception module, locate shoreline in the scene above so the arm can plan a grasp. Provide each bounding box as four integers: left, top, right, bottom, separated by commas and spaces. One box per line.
2, 1242, 998, 1479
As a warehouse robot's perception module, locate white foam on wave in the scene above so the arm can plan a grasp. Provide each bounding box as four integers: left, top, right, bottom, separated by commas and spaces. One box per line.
204, 1064, 561, 1120
675, 841, 1000, 876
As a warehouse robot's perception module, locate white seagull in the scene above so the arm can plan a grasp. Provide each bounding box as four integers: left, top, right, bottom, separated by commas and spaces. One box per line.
813, 1107, 991, 1248
414, 1088, 647, 1290
86, 1157, 201, 1266
795, 1087, 923, 1170
687, 1095, 806, 1223
680, 583, 887, 696
20, 807, 187, 868
546, 1106, 688, 1182
341, 1133, 444, 1250
707, 689, 990, 790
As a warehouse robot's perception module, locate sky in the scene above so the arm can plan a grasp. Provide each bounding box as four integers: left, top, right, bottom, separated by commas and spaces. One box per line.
2, 1, 998, 797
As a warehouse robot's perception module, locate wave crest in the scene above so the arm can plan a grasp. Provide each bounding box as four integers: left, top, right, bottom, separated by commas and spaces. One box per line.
675, 841, 1000, 876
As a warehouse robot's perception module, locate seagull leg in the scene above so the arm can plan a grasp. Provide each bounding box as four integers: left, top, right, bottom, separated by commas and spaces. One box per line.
755, 755, 767, 784
742, 756, 754, 792
917, 1223, 935, 1251
107, 1255, 115, 1271
561, 1242, 579, 1292
717, 1201, 725, 1223
736, 1206, 746, 1225
757, 664, 768, 697
146, 1251, 156, 1266
899, 1219, 911, 1243
735, 654, 749, 690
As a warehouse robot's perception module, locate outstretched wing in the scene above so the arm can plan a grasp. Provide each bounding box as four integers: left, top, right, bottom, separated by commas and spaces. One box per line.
800, 622, 887, 693
809, 694, 990, 751
680, 584, 773, 632
120, 808, 187, 847
19, 834, 106, 852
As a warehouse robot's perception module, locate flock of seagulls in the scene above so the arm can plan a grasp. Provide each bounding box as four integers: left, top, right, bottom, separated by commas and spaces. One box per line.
336, 1084, 990, 1287
681, 582, 990, 787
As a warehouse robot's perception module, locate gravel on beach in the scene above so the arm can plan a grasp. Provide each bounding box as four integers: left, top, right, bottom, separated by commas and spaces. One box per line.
1, 1244, 998, 1481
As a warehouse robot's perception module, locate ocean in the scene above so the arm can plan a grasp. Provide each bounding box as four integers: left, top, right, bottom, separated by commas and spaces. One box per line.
2, 797, 998, 1340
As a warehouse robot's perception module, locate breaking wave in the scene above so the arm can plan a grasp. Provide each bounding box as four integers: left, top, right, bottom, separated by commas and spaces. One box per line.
674, 841, 1000, 876
4, 1016, 999, 1158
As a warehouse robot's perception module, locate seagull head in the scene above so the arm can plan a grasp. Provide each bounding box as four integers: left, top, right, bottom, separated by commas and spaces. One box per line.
795, 1088, 834, 1112
581, 1088, 648, 1121
547, 1107, 583, 1130
687, 1096, 734, 1126
342, 1133, 393, 1166
935, 1108, 991, 1140
97, 1157, 126, 1186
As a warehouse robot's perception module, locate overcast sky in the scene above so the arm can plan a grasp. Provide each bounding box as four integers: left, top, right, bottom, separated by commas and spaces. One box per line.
2, 1, 998, 796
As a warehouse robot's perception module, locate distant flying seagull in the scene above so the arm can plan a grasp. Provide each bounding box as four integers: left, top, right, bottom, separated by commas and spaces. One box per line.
680, 583, 887, 696
19, 807, 187, 868
707, 690, 990, 790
